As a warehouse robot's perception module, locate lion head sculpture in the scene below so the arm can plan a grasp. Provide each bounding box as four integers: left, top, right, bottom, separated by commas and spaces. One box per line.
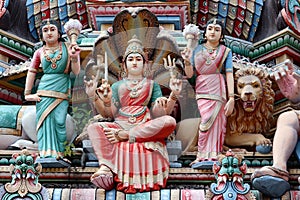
225, 59, 275, 148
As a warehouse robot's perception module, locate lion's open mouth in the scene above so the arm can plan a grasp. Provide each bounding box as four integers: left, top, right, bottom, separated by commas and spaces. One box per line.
243, 100, 256, 111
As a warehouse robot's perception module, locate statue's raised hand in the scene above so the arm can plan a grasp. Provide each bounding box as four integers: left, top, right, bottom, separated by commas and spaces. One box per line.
181, 47, 192, 62
169, 77, 182, 96
163, 55, 176, 78
96, 79, 112, 103
163, 55, 182, 95
270, 59, 300, 103
84, 74, 98, 98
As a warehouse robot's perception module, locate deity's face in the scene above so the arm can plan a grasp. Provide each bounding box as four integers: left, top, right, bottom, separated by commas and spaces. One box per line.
125, 53, 144, 77
205, 23, 223, 44
41, 24, 60, 45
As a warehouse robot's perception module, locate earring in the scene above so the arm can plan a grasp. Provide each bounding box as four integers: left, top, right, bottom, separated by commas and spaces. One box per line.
220, 36, 224, 42
120, 69, 127, 78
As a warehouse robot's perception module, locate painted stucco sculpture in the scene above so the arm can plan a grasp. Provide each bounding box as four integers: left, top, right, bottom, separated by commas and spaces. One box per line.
0, 149, 49, 200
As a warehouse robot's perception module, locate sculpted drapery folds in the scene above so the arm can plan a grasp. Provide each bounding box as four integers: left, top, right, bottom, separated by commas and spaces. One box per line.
182, 18, 235, 167
84, 35, 182, 193
24, 19, 81, 159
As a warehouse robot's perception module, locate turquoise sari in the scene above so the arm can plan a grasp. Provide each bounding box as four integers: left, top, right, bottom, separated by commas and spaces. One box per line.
36, 43, 71, 158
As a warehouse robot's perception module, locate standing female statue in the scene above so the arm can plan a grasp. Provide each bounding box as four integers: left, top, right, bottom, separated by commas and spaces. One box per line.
24, 19, 81, 159
84, 35, 182, 193
182, 18, 235, 168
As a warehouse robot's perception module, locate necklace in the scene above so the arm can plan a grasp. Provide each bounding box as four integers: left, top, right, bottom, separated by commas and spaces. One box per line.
130, 79, 140, 85
125, 78, 146, 98
203, 44, 219, 65
44, 46, 60, 54
43, 44, 63, 69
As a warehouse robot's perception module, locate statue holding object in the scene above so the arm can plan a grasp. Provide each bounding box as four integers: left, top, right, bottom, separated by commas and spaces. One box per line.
24, 18, 81, 162
84, 35, 182, 193
182, 18, 235, 168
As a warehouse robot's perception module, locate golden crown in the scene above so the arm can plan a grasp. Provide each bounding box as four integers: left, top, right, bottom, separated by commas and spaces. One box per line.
123, 35, 146, 61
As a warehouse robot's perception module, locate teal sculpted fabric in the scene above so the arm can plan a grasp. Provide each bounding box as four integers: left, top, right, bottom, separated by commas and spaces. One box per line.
0, 105, 22, 129
36, 43, 70, 158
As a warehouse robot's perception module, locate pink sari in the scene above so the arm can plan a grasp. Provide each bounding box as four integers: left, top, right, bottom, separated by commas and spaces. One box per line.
88, 79, 176, 193
193, 44, 229, 160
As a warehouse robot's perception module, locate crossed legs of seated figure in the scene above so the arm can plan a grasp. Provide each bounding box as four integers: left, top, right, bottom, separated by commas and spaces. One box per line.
251, 110, 300, 197
87, 116, 175, 193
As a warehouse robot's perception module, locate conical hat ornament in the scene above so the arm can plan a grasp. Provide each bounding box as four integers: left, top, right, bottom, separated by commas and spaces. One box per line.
123, 35, 147, 61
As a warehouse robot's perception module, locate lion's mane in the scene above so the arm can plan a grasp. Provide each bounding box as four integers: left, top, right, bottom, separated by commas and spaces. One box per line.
227, 66, 275, 136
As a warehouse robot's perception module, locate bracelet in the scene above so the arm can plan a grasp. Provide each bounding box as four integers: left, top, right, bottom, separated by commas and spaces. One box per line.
29, 68, 37, 73
170, 92, 178, 101
184, 59, 191, 66
71, 57, 78, 63
89, 95, 99, 102
24, 89, 31, 95
104, 101, 111, 107
228, 93, 235, 98
114, 129, 122, 141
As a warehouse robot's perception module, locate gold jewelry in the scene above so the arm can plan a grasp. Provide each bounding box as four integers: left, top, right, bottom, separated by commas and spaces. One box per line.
114, 129, 122, 141
170, 92, 178, 101
104, 101, 111, 107
24, 89, 31, 95
118, 106, 147, 123
29, 68, 37, 73
184, 59, 191, 66
44, 46, 60, 54
125, 78, 146, 98
89, 95, 99, 102
97, 94, 112, 107
203, 44, 219, 65
43, 43, 63, 69
120, 69, 128, 78
228, 93, 234, 98
71, 57, 78, 63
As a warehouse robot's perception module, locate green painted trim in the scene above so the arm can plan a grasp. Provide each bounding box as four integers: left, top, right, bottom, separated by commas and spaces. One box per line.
250, 28, 300, 60
0, 30, 35, 57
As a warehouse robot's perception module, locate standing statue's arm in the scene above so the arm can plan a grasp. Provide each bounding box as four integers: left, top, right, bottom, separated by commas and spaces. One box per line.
225, 71, 235, 116
68, 44, 81, 75
24, 49, 41, 102
182, 48, 194, 78
224, 51, 235, 116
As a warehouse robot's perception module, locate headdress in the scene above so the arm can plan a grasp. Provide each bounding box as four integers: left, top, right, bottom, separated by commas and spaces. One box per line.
206, 18, 224, 30
123, 35, 146, 61
201, 18, 225, 44
39, 19, 64, 42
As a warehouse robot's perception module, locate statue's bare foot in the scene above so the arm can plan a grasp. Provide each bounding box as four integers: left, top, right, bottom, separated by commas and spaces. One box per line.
91, 165, 114, 190
251, 166, 290, 197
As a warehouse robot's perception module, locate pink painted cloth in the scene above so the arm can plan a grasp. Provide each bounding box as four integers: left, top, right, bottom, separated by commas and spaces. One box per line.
192, 44, 230, 160
88, 79, 176, 193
